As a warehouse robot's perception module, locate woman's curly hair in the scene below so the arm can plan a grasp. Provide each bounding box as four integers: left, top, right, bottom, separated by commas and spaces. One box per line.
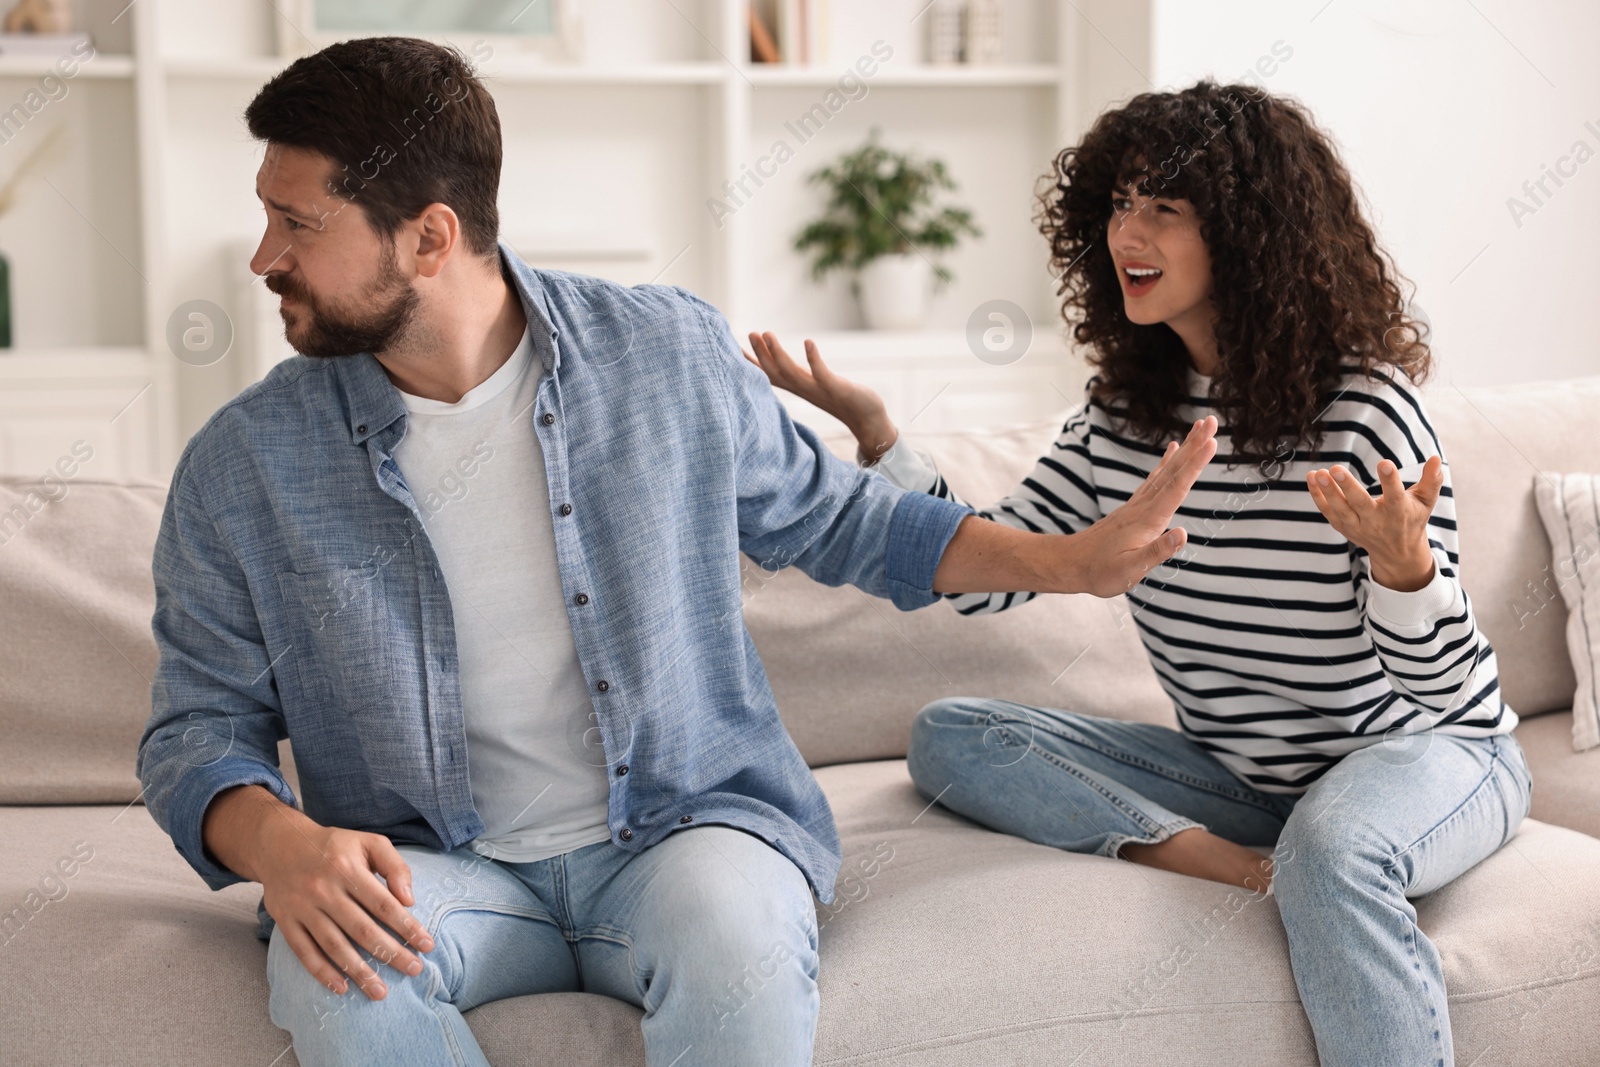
1036, 79, 1431, 470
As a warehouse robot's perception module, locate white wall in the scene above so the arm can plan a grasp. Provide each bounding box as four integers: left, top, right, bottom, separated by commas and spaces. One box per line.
1149, 0, 1600, 388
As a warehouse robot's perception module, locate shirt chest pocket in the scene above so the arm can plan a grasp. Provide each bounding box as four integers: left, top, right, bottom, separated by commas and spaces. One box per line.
275, 566, 411, 715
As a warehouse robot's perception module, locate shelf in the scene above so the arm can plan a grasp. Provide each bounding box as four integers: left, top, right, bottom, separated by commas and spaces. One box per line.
163, 57, 728, 86
744, 64, 1059, 88
0, 347, 152, 369
0, 54, 135, 78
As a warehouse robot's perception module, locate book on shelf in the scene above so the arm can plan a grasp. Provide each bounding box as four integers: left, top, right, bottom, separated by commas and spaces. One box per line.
779, 0, 803, 65
749, 3, 779, 63
748, 0, 830, 66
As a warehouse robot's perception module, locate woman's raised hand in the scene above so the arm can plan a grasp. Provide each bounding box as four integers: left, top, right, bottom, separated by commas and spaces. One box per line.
1306, 457, 1443, 592
742, 332, 900, 463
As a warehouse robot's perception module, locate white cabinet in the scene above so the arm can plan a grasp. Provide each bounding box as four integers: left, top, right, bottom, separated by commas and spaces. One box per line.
0, 350, 166, 481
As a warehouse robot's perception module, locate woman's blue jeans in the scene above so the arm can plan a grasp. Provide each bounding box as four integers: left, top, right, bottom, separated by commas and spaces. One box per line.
266, 825, 820, 1066
906, 697, 1533, 1067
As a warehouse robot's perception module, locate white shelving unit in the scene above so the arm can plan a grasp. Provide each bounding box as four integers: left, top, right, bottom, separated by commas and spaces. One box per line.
0, 0, 1149, 478
0, 0, 172, 481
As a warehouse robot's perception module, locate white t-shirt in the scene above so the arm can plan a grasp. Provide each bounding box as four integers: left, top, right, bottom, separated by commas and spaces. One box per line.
392, 328, 613, 861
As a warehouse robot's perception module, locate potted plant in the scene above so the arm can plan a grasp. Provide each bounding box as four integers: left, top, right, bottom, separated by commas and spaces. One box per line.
793, 130, 980, 330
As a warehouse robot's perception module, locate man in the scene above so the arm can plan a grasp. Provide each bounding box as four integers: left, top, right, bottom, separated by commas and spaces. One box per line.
136, 36, 1216, 1067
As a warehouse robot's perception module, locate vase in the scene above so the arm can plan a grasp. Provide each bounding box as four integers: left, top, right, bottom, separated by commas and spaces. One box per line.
857, 252, 930, 330
0, 249, 10, 347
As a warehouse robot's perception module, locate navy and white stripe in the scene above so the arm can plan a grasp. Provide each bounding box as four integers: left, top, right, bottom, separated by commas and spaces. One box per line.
869, 367, 1516, 794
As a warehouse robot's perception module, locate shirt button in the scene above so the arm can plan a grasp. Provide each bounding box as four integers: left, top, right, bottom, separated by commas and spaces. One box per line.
596, 679, 610, 693
541, 412, 555, 426
356, 424, 367, 435
559, 503, 572, 516
618, 828, 634, 842
679, 814, 693, 824
574, 592, 589, 606
616, 764, 628, 776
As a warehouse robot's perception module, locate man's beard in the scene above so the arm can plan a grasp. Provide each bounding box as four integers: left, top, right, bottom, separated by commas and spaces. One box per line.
264, 245, 420, 358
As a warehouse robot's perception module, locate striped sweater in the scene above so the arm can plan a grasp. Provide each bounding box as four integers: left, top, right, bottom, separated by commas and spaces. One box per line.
867, 367, 1516, 794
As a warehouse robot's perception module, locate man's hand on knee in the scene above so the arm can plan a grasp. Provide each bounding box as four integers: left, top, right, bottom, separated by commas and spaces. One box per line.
208, 785, 435, 1000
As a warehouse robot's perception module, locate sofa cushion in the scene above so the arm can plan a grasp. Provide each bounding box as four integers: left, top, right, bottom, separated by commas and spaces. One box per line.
1516, 709, 1600, 839
0, 803, 292, 1063
0, 476, 166, 803
1424, 377, 1600, 715
1531, 471, 1600, 749
6, 764, 1598, 1066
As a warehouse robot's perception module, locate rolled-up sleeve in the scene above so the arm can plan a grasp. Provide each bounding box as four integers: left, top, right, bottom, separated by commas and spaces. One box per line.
884, 489, 972, 609
137, 455, 299, 891
684, 291, 971, 610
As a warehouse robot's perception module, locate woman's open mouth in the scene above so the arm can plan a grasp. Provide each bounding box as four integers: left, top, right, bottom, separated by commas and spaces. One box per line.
1123, 265, 1163, 296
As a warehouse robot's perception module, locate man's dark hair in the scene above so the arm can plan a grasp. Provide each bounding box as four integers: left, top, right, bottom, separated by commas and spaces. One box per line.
246, 36, 502, 256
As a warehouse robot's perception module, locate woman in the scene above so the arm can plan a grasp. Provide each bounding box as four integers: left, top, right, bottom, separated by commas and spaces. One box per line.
745, 80, 1532, 1067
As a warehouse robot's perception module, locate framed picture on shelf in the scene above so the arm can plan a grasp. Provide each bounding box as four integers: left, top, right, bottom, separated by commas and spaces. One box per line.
275, 0, 583, 63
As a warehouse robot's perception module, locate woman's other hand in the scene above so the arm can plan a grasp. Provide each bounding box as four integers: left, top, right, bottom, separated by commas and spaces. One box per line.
1307, 456, 1443, 592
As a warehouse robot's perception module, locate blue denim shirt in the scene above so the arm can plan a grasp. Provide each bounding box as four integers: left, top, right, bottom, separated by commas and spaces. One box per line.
136, 243, 971, 940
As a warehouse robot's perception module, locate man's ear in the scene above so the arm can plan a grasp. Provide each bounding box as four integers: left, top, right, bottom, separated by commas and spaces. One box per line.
411, 202, 462, 279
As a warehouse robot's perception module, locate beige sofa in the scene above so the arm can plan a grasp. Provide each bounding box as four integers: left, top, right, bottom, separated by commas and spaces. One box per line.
4, 375, 1599, 1066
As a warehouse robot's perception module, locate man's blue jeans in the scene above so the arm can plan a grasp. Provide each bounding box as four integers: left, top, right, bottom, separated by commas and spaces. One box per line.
906, 697, 1533, 1067
267, 826, 820, 1066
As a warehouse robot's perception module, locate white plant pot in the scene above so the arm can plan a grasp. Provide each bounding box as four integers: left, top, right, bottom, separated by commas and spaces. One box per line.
857, 253, 931, 330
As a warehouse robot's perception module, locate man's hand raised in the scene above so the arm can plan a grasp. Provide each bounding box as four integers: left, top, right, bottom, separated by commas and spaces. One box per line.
931, 415, 1217, 598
